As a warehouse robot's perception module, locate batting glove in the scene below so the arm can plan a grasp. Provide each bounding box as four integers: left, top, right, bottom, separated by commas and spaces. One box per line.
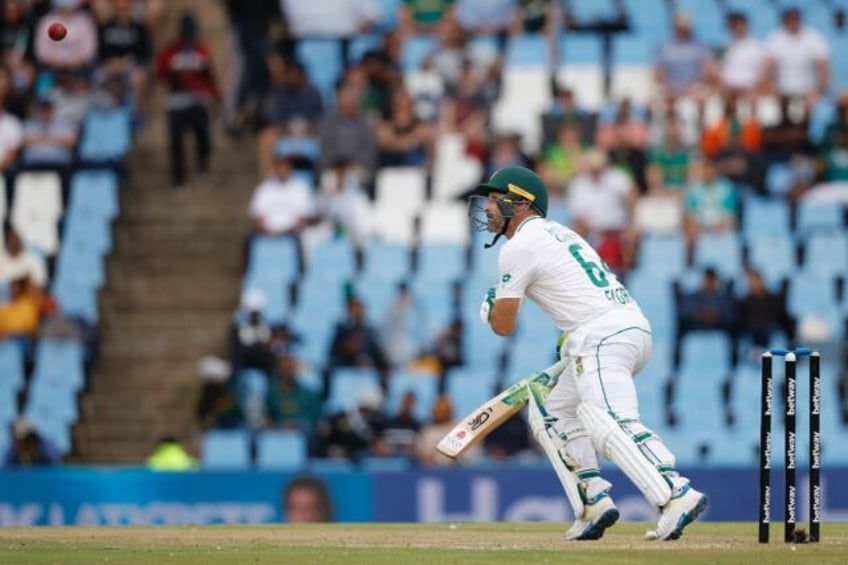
479, 286, 496, 325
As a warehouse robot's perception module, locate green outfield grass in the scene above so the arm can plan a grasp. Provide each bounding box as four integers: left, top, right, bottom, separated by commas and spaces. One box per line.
1, 522, 846, 564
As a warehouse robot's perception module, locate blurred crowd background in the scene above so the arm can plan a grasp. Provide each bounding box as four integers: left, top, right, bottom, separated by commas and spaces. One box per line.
1, 0, 848, 473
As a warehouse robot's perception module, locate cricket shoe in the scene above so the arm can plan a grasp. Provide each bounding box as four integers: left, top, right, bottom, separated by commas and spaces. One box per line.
644, 486, 709, 541
565, 493, 620, 541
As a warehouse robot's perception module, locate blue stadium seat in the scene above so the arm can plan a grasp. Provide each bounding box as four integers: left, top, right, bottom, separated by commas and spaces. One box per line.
742, 196, 790, 238
386, 369, 439, 423
401, 35, 437, 72
201, 430, 252, 469
236, 368, 269, 425
306, 237, 357, 281
446, 370, 500, 423
802, 232, 848, 279
53, 246, 105, 290
354, 273, 403, 325
746, 234, 795, 288
0, 340, 25, 393
765, 161, 793, 195
693, 232, 743, 278
678, 331, 732, 374
788, 272, 840, 324
361, 240, 410, 283
708, 428, 760, 467
416, 242, 467, 283
35, 339, 84, 373
61, 214, 113, 256
505, 33, 548, 66
832, 37, 848, 91
796, 200, 845, 236
255, 429, 308, 470
570, 0, 619, 23
360, 456, 412, 472
808, 97, 837, 145
247, 236, 300, 284
274, 136, 320, 164
636, 233, 686, 280
724, 0, 777, 38
68, 170, 119, 222
461, 321, 505, 372
348, 34, 382, 65
0, 382, 17, 427
621, 0, 669, 43
560, 35, 602, 64
408, 278, 455, 342
240, 273, 288, 325
625, 271, 675, 339
297, 39, 343, 105
611, 34, 655, 66
51, 278, 98, 322
503, 340, 558, 387
326, 367, 382, 414
25, 383, 78, 423
79, 106, 132, 161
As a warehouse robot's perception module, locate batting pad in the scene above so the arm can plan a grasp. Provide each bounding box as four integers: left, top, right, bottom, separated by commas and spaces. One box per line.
527, 384, 585, 518
577, 402, 672, 508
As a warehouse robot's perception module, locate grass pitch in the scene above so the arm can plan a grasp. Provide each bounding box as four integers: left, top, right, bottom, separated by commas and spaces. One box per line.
1, 522, 846, 564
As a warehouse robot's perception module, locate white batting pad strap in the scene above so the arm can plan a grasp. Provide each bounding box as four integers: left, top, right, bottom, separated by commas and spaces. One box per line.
577, 402, 672, 508
528, 385, 585, 518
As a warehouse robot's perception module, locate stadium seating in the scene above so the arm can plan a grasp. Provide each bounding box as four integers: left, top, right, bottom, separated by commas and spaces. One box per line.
692, 232, 743, 278
742, 196, 790, 238
325, 367, 382, 414
386, 369, 440, 423
255, 429, 308, 470
796, 199, 845, 236
201, 430, 252, 469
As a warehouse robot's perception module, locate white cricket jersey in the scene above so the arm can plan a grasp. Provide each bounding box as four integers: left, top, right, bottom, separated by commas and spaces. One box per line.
496, 217, 645, 333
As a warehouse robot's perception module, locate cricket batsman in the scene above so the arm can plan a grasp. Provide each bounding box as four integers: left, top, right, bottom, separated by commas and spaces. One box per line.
468, 165, 708, 541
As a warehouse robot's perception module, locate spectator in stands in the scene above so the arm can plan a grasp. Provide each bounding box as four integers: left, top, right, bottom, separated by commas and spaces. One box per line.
248, 143, 316, 238
483, 411, 531, 461
318, 80, 376, 184
674, 267, 735, 366
315, 158, 374, 248
545, 84, 588, 132
683, 157, 738, 254
2, 418, 60, 467
257, 56, 323, 176
426, 317, 464, 374
360, 49, 402, 120
426, 16, 499, 92
328, 296, 390, 386
735, 269, 795, 355
20, 96, 78, 168
762, 7, 830, 110
229, 289, 275, 375
195, 355, 244, 430
602, 102, 649, 194
0, 275, 42, 346
382, 281, 424, 368
1, 0, 36, 106
48, 69, 94, 127
155, 12, 219, 195
315, 388, 386, 460
483, 130, 532, 179
280, 0, 380, 67
96, 0, 152, 120
0, 82, 23, 179
282, 475, 333, 522
701, 95, 762, 160
703, 95, 765, 191
376, 88, 433, 167
265, 352, 322, 438
653, 12, 718, 121
719, 12, 766, 102
221, 0, 281, 133
567, 149, 637, 270
415, 394, 477, 466
380, 390, 421, 458
0, 225, 47, 290
439, 57, 491, 159
793, 94, 848, 202
33, 0, 98, 72
399, 0, 456, 36
538, 119, 586, 194
647, 118, 691, 193
761, 95, 814, 166
146, 436, 198, 470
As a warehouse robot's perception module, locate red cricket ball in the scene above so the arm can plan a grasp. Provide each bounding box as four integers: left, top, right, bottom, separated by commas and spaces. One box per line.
47, 22, 67, 41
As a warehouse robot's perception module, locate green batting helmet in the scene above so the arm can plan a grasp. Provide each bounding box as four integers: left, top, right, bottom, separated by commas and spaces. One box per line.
473, 166, 549, 217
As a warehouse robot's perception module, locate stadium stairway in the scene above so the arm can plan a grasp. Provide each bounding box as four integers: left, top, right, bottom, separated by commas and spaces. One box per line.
72, 1, 250, 464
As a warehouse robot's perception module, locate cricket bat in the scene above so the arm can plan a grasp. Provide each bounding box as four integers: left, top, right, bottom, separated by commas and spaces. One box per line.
436, 358, 567, 458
